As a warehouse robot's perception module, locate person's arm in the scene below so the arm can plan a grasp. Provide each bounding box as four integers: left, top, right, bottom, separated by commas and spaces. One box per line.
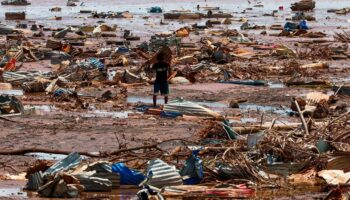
167, 63, 175, 81
150, 63, 155, 72
167, 63, 172, 77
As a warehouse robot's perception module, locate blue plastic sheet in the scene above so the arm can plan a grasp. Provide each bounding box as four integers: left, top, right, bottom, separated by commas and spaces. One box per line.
78, 57, 105, 71
112, 163, 145, 185
160, 111, 183, 118
116, 47, 129, 54
135, 105, 151, 112
298, 20, 309, 30
284, 20, 308, 31
180, 150, 204, 185
53, 88, 73, 97
149, 6, 162, 13
87, 58, 104, 70
284, 22, 298, 32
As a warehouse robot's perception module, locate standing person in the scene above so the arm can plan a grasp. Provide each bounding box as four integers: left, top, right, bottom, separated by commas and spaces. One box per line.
153, 52, 171, 108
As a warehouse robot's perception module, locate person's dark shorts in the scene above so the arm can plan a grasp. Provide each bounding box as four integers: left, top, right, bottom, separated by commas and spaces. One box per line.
154, 81, 169, 96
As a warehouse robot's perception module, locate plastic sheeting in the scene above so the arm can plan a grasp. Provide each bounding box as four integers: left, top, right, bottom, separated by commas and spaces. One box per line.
149, 6, 162, 13
299, 20, 309, 30
180, 151, 203, 185
111, 163, 145, 185
284, 20, 308, 32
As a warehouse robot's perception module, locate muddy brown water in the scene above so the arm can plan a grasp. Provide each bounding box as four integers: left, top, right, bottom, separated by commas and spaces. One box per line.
0, 186, 139, 199
1, 0, 350, 36
0, 185, 328, 199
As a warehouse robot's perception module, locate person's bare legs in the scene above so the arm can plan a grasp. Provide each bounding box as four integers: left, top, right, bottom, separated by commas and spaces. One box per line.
164, 96, 168, 104
153, 94, 157, 108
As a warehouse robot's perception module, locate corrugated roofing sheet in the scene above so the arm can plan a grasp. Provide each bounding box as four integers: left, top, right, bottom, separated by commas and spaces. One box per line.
146, 159, 183, 188
45, 152, 82, 174
164, 98, 220, 118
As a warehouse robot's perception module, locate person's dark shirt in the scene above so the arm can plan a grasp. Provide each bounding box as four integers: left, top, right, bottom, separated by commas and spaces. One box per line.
153, 61, 169, 83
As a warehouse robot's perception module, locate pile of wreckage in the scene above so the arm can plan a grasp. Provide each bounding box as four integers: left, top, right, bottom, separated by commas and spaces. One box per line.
1, 0, 30, 6
20, 101, 350, 198
0, 16, 348, 110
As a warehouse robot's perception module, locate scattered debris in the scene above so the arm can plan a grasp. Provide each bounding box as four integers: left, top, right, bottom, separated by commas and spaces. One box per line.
291, 0, 315, 11
0, 1, 349, 199
1, 0, 30, 5
5, 12, 26, 20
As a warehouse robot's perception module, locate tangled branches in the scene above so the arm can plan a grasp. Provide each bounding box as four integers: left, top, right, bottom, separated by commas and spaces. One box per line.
296, 46, 332, 60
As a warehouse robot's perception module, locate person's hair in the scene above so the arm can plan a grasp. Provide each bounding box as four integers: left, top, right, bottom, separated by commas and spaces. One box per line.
157, 52, 165, 61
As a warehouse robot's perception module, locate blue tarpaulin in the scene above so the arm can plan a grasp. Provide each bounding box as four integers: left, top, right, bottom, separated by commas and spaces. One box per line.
87, 58, 104, 70
78, 57, 105, 71
298, 20, 309, 30
149, 6, 162, 13
284, 22, 298, 32
112, 163, 145, 185
284, 20, 308, 31
160, 111, 183, 118
180, 150, 204, 185
53, 88, 74, 97
116, 47, 129, 54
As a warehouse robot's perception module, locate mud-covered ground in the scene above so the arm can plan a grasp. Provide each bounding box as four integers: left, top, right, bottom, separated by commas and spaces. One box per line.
0, 0, 350, 199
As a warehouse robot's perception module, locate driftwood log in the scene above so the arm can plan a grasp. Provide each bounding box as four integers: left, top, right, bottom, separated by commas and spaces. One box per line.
0, 145, 159, 158
0, 138, 191, 158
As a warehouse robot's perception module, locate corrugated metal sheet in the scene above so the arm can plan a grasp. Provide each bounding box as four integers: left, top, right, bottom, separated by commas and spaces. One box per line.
45, 152, 82, 174
164, 99, 220, 118
86, 162, 112, 173
26, 171, 43, 191
74, 175, 112, 192
327, 156, 350, 172
146, 159, 182, 188
124, 69, 143, 83
3, 71, 52, 83
306, 92, 330, 106
93, 172, 120, 189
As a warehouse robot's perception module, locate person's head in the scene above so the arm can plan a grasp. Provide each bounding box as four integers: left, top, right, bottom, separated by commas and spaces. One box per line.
157, 52, 165, 62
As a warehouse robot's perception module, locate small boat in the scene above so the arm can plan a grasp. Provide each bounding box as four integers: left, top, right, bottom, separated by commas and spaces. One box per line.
1, 0, 30, 6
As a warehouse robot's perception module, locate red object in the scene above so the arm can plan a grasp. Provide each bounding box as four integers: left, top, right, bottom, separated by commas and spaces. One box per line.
279, 6, 284, 11
146, 108, 162, 115
4, 58, 16, 71
62, 44, 71, 53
